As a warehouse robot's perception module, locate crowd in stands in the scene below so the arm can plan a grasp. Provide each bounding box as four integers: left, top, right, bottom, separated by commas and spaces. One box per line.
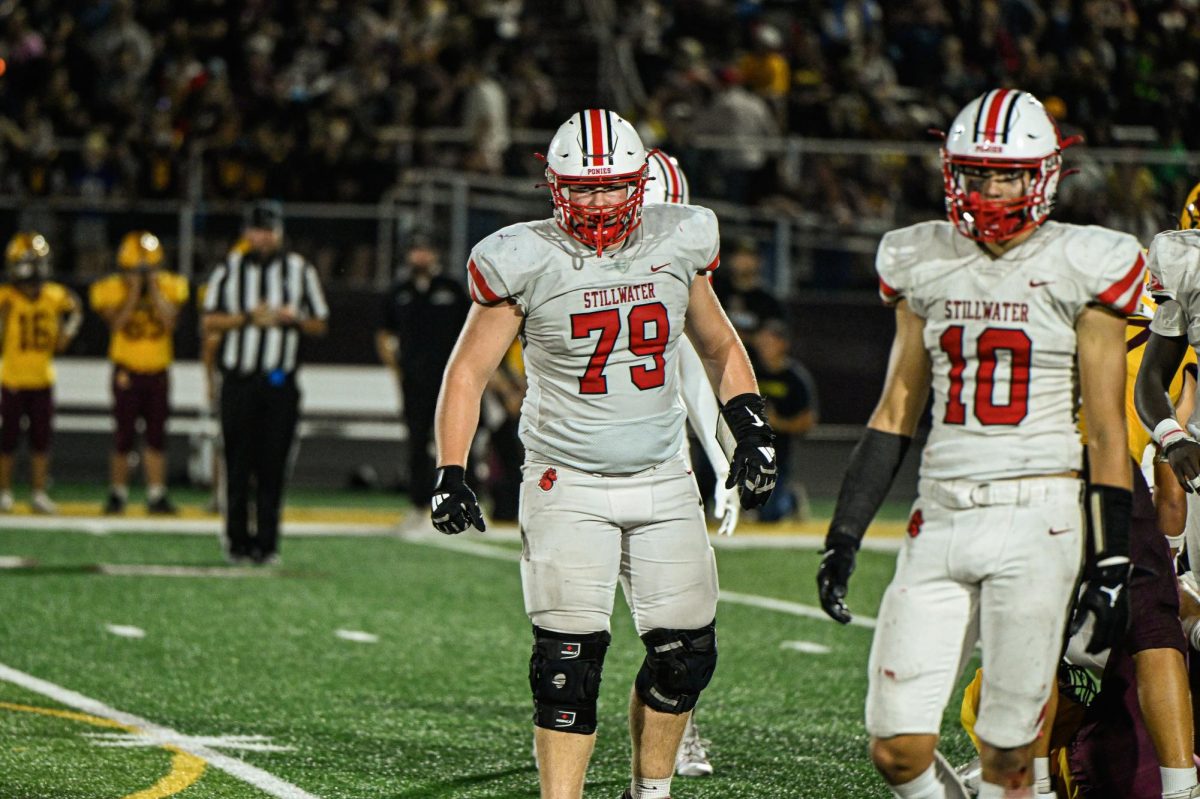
1, 1, 1198, 284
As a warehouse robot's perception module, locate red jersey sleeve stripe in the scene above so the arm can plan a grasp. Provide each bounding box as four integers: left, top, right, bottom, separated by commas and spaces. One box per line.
468, 259, 502, 303
705, 252, 720, 272
879, 278, 901, 299
1097, 252, 1145, 308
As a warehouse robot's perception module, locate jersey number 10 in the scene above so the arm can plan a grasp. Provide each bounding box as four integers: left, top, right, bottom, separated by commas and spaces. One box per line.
939, 325, 1032, 426
571, 302, 669, 395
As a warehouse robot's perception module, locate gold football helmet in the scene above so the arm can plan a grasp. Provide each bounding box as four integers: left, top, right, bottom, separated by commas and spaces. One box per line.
5, 231, 51, 281
1180, 181, 1200, 229
117, 231, 165, 271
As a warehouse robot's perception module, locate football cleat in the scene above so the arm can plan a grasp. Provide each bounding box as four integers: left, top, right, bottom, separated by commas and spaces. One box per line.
104, 491, 126, 515
146, 495, 178, 515
31, 492, 57, 515
955, 756, 981, 797
675, 715, 713, 777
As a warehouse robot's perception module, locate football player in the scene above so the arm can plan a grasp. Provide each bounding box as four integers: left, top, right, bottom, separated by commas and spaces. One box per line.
646, 146, 734, 779
431, 110, 776, 799
959, 276, 1199, 799
0, 233, 82, 513
90, 231, 189, 514
817, 90, 1142, 799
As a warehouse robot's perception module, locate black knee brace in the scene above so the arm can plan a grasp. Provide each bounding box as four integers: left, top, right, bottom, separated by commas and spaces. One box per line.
634, 620, 717, 714
529, 626, 611, 735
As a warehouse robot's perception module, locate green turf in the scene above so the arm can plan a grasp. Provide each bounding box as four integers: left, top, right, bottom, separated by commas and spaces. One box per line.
0, 528, 977, 798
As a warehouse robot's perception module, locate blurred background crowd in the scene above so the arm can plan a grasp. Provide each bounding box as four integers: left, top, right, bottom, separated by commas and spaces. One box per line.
1, 1, 1197, 219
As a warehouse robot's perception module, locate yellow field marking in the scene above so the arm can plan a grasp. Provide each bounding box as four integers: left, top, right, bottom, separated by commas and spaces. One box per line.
0, 500, 399, 525
0, 701, 206, 798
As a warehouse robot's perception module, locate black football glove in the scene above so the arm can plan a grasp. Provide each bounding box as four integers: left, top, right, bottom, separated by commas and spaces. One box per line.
1069, 555, 1132, 654
1163, 435, 1200, 493
721, 393, 777, 510
816, 531, 858, 624
430, 465, 485, 535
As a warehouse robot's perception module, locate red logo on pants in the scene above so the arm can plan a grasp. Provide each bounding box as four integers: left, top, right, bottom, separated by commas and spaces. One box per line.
538, 468, 558, 492
907, 509, 924, 538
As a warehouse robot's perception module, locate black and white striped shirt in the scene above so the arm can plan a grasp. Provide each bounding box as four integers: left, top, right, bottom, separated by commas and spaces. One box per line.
203, 249, 329, 377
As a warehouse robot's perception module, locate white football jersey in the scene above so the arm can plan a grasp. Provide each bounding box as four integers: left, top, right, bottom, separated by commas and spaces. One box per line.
467, 204, 720, 474
877, 220, 1144, 481
1147, 230, 1200, 343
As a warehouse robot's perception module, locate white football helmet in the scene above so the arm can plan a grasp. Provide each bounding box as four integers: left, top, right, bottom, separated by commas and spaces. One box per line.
644, 147, 690, 205
941, 89, 1074, 242
544, 109, 648, 255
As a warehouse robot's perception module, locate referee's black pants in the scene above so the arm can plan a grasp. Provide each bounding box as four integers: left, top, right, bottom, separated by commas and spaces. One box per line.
220, 374, 300, 559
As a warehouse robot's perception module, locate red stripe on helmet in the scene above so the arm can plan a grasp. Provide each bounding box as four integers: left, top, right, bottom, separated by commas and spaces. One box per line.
662, 153, 683, 203
468, 258, 502, 303
983, 89, 1011, 142
588, 109, 605, 167
1097, 252, 1146, 311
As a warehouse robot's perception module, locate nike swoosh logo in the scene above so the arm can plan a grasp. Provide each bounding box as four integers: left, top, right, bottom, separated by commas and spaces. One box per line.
650, 262, 671, 272
1049, 527, 1071, 535
747, 409, 765, 427
1029, 280, 1053, 288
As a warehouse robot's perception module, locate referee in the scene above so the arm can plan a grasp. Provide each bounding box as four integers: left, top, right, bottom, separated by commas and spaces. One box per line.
201, 201, 329, 565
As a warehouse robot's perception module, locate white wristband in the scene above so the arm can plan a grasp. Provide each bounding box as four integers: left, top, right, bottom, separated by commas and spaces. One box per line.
1167, 532, 1186, 549
1153, 418, 1188, 448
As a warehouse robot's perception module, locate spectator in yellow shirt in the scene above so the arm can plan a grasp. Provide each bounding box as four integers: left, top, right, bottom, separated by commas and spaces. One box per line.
89, 231, 189, 514
0, 232, 82, 513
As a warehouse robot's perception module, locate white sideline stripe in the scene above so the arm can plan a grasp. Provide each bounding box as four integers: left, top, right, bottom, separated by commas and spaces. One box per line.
0, 555, 34, 568
406, 534, 880, 629
0, 514, 905, 553
0, 663, 321, 799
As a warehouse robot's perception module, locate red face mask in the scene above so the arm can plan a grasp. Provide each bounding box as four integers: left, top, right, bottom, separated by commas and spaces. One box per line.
546, 169, 648, 256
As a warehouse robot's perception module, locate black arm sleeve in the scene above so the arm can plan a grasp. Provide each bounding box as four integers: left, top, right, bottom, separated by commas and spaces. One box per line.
825, 428, 912, 550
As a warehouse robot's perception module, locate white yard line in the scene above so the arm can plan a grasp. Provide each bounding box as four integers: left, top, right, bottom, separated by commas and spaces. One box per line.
104, 624, 146, 639
334, 630, 379, 644
780, 641, 832, 654
0, 663, 321, 799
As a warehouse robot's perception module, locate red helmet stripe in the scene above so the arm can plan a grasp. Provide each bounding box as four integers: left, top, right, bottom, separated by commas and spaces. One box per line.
1097, 252, 1146, 312
662, 152, 682, 202
588, 109, 605, 166
468, 258, 502, 303
982, 88, 1012, 142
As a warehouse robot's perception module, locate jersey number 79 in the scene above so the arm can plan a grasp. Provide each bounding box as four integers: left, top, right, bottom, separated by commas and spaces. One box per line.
571, 302, 669, 395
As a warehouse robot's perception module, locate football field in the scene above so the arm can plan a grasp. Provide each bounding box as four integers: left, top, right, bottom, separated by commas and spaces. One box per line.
0, 497, 978, 799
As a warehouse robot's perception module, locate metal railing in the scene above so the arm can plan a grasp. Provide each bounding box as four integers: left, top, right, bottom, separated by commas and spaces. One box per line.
5, 130, 1196, 292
